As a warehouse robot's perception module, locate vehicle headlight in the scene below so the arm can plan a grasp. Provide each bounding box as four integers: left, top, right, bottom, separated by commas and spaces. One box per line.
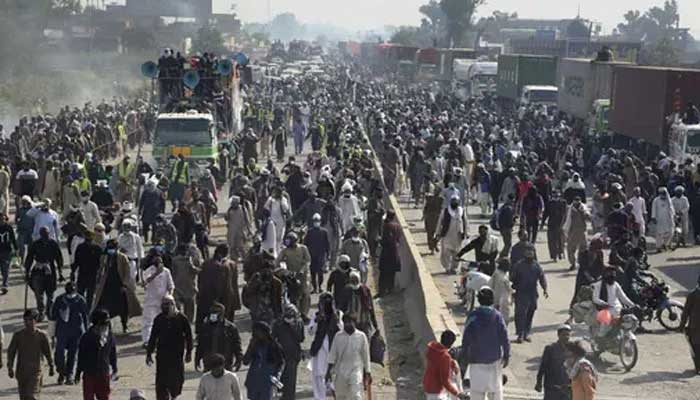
620, 314, 639, 331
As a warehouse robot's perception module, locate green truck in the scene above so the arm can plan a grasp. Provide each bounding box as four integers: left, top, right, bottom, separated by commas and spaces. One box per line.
497, 54, 558, 103
152, 111, 218, 175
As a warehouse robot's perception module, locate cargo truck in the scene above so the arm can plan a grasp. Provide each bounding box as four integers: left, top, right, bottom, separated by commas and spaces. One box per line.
496, 54, 558, 104
468, 62, 498, 97
609, 66, 700, 152
557, 58, 631, 135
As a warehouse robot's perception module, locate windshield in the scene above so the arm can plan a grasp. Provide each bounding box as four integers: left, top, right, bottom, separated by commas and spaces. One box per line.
687, 129, 700, 149
155, 118, 212, 146
529, 90, 558, 103
475, 75, 496, 84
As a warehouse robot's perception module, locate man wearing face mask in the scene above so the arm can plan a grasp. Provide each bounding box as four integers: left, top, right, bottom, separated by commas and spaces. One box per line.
272, 304, 305, 400
50, 281, 89, 385
326, 314, 371, 400
141, 255, 174, 348
25, 226, 64, 321
79, 190, 101, 231
75, 309, 117, 399
338, 183, 362, 234
511, 247, 548, 343
337, 271, 379, 338
71, 230, 102, 313
147, 295, 193, 400
152, 214, 178, 254
340, 227, 370, 283
327, 254, 353, 307
197, 244, 240, 329
435, 195, 469, 274
93, 239, 142, 334
592, 267, 636, 338
195, 353, 242, 400
195, 302, 242, 373
7, 309, 54, 400
277, 232, 311, 321
304, 213, 331, 294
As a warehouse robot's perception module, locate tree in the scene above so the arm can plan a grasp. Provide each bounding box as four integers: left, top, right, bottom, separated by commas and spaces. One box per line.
639, 37, 680, 66
617, 1, 679, 42
440, 0, 486, 47
419, 0, 446, 44
475, 10, 518, 43
192, 25, 226, 54
390, 26, 423, 46
268, 12, 304, 41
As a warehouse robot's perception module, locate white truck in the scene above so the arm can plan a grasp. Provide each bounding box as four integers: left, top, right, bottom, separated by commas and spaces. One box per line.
467, 61, 498, 97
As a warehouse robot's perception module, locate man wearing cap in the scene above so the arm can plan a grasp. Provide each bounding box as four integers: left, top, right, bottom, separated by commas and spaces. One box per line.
461, 287, 509, 400
435, 195, 468, 274
27, 199, 60, 242
147, 295, 193, 399
673, 186, 690, 246
118, 218, 144, 283
337, 271, 379, 338
651, 187, 676, 252
535, 325, 572, 399
7, 309, 54, 400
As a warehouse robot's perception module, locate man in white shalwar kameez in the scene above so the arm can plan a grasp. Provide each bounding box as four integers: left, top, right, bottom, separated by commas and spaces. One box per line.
265, 189, 291, 254
629, 187, 647, 238
118, 219, 144, 283
260, 211, 277, 258
338, 183, 362, 234
326, 315, 371, 400
488, 260, 513, 325
435, 196, 468, 274
672, 186, 690, 245
651, 187, 675, 251
141, 255, 174, 346
308, 294, 343, 400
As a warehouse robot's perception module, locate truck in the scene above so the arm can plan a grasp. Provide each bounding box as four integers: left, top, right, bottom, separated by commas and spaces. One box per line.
452, 59, 477, 99
557, 58, 631, 134
496, 54, 558, 103
439, 48, 477, 81
153, 111, 218, 174
467, 61, 498, 97
415, 48, 441, 81
609, 65, 700, 150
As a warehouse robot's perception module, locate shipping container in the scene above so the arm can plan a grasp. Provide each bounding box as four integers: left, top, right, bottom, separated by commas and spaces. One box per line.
557, 58, 631, 120
497, 54, 558, 101
609, 66, 700, 147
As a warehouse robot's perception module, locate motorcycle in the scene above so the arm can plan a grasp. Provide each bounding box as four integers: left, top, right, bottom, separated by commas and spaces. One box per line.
454, 260, 491, 313
636, 275, 684, 331
571, 288, 640, 371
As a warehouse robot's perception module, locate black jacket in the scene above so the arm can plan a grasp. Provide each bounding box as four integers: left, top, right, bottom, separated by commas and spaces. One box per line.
195, 319, 242, 371
76, 327, 117, 377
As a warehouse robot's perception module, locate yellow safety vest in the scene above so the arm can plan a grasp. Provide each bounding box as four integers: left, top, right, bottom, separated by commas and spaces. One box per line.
170, 161, 189, 184
118, 162, 134, 179
76, 178, 91, 193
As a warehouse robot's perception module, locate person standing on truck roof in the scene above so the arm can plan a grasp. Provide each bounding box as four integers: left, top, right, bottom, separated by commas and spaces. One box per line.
169, 154, 189, 212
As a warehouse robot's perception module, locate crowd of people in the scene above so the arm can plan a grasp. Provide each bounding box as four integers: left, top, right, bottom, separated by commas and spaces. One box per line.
2, 47, 700, 400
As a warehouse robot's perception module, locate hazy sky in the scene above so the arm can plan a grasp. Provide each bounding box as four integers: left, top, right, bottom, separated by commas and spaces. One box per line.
223, 0, 700, 36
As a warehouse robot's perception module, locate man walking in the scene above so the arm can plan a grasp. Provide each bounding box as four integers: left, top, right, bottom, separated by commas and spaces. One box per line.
0, 212, 17, 294
563, 197, 589, 270
326, 314, 372, 400
195, 354, 242, 400
535, 325, 572, 399
7, 309, 54, 400
71, 231, 103, 311
76, 309, 117, 400
146, 295, 193, 400
195, 302, 243, 373
25, 226, 64, 321
272, 304, 305, 400
435, 195, 468, 274
423, 330, 468, 399
511, 247, 548, 343
50, 281, 89, 385
461, 287, 509, 400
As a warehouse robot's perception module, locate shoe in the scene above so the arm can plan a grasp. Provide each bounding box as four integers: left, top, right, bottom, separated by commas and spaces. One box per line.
524, 336, 532, 343
57, 374, 65, 385
0, 287, 7, 295
569, 265, 576, 271
64, 377, 74, 385
514, 337, 523, 344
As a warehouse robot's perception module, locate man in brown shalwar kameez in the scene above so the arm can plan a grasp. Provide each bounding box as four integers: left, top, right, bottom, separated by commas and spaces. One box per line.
7, 309, 54, 400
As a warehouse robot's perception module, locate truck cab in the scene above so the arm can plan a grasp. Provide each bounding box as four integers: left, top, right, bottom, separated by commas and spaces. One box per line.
152, 110, 218, 177
672, 122, 700, 163
520, 85, 558, 106
468, 62, 498, 97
